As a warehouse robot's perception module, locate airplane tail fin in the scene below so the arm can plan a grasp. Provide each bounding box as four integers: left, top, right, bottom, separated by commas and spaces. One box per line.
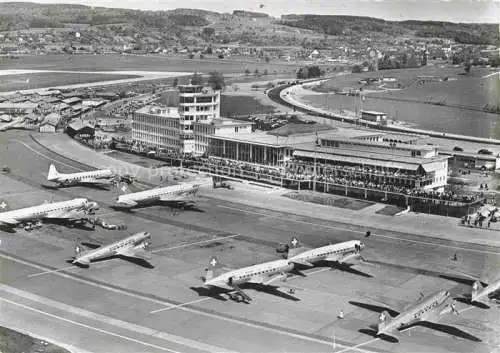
286, 237, 302, 258
116, 182, 132, 195
203, 256, 223, 283
377, 310, 392, 335
471, 281, 484, 302
0, 199, 11, 212
47, 164, 59, 181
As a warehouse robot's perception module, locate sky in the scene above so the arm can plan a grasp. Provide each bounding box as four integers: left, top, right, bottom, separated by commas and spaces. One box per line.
2, 0, 500, 23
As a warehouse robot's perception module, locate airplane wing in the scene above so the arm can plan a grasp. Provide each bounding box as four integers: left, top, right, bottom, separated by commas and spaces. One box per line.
159, 195, 194, 203
0, 216, 19, 226
254, 272, 288, 286
45, 209, 87, 220
115, 200, 138, 208
289, 258, 314, 267
116, 246, 151, 261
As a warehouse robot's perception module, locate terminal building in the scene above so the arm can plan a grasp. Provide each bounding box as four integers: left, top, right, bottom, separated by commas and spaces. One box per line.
132, 84, 253, 155
204, 127, 449, 191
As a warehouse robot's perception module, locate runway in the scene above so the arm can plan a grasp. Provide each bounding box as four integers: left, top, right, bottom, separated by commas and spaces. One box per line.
0, 131, 498, 353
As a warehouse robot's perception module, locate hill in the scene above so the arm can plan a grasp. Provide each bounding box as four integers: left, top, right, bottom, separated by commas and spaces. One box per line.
280, 15, 499, 46
0, 2, 497, 50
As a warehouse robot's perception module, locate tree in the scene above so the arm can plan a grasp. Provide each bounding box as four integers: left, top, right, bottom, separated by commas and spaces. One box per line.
254, 69, 260, 76
172, 77, 178, 87
351, 65, 362, 73
190, 72, 204, 85
264, 56, 270, 63
244, 68, 251, 76
218, 54, 224, 59
464, 62, 472, 75
263, 69, 269, 75
205, 46, 213, 54
202, 27, 215, 37
208, 71, 225, 90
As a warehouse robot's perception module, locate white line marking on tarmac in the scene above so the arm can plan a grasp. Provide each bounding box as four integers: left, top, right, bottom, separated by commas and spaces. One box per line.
18, 141, 83, 172
0, 297, 182, 353
217, 205, 500, 255
0, 190, 46, 198
482, 71, 500, 78
0, 252, 377, 353
150, 297, 211, 314
152, 234, 239, 253
28, 265, 76, 278
335, 338, 380, 353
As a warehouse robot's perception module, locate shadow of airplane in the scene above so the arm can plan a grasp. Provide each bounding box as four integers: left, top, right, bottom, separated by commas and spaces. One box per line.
190, 286, 229, 302
358, 328, 399, 343
190, 282, 300, 303
404, 321, 481, 342
240, 283, 301, 301
0, 225, 17, 233
42, 183, 112, 191
44, 218, 96, 231
349, 301, 400, 317
317, 260, 373, 278
65, 253, 154, 269
110, 200, 204, 213
455, 296, 491, 309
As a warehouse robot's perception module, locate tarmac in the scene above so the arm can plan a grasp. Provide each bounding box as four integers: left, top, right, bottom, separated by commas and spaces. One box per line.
0, 130, 498, 353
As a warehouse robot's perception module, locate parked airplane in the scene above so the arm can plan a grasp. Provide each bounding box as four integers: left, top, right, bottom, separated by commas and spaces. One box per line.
202, 256, 296, 302
285, 237, 365, 267
114, 179, 208, 209
471, 277, 500, 306
72, 231, 151, 266
0, 198, 99, 230
376, 290, 460, 339
47, 164, 118, 188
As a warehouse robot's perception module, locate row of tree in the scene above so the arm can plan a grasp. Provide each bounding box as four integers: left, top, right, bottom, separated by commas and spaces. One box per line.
296, 65, 324, 79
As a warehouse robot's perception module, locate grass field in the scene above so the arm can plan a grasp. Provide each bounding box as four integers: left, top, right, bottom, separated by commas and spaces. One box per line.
284, 191, 374, 210
0, 54, 302, 75
221, 95, 277, 116
0, 72, 141, 92
303, 65, 500, 138
0, 326, 70, 353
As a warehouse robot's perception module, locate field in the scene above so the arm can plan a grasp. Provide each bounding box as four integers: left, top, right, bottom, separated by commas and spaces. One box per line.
221, 94, 277, 116
0, 326, 70, 353
303, 65, 500, 138
0, 54, 303, 75
0, 72, 141, 92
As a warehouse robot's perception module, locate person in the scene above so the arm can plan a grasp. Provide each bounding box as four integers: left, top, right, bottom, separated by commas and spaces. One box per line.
338, 309, 344, 319
451, 253, 458, 261
487, 219, 491, 228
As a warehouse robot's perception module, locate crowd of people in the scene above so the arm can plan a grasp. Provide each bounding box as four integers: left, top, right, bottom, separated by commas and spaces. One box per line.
78, 137, 484, 206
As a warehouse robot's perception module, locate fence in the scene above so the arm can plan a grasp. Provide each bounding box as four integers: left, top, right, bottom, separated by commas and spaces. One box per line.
189, 161, 485, 218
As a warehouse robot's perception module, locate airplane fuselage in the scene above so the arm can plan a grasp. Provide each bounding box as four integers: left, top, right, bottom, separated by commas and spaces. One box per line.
74, 232, 151, 264
116, 183, 198, 207
0, 198, 91, 225
51, 170, 114, 185
290, 240, 363, 264
206, 259, 293, 287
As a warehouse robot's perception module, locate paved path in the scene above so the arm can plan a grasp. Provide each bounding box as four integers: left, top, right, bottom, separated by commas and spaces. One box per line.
31, 133, 500, 248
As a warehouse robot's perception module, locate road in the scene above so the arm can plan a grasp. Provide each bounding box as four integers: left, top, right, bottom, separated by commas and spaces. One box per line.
0, 130, 498, 353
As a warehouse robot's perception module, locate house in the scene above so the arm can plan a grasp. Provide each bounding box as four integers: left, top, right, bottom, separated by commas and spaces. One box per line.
39, 113, 62, 133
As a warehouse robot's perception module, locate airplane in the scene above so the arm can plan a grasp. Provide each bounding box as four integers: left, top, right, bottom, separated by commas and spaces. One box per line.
72, 231, 152, 267
47, 164, 118, 188
0, 198, 99, 230
471, 276, 500, 307
113, 179, 209, 209
285, 237, 365, 268
375, 290, 462, 340
201, 256, 297, 302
